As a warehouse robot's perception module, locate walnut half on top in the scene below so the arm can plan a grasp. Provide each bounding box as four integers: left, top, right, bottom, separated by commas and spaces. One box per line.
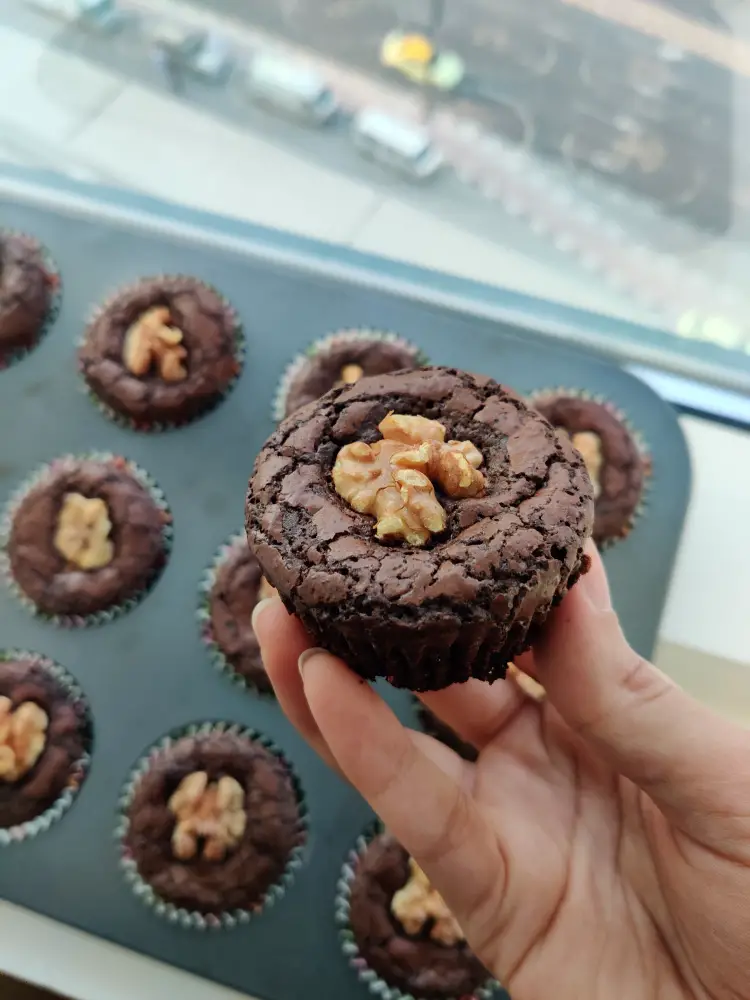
0, 697, 49, 783
123, 306, 188, 383
53, 492, 114, 570
332, 413, 485, 547
167, 770, 246, 862
391, 857, 465, 946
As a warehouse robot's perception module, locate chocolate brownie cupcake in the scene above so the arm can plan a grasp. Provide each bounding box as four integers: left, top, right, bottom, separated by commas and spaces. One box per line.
79, 276, 242, 429
0, 652, 92, 841
0, 232, 59, 367
530, 393, 647, 545
119, 725, 306, 926
199, 535, 276, 694
247, 367, 594, 691
415, 703, 478, 762
274, 330, 424, 420
338, 831, 493, 1000
2, 455, 171, 624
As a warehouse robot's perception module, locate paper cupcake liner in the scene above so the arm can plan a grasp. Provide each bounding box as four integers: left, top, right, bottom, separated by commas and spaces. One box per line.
116, 720, 308, 930
0, 230, 62, 371
526, 386, 652, 548
336, 824, 502, 1000
196, 532, 275, 698
272, 328, 428, 422
0, 452, 173, 627
79, 274, 245, 433
0, 649, 92, 846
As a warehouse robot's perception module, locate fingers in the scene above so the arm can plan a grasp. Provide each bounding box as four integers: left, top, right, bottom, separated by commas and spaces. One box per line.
251, 598, 341, 775
418, 676, 529, 753
537, 544, 750, 846
298, 647, 506, 938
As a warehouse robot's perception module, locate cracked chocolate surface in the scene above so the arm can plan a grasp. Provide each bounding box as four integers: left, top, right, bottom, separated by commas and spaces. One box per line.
124, 733, 304, 914
533, 395, 645, 545
0, 233, 54, 363
79, 277, 239, 425
208, 540, 272, 693
348, 833, 490, 999
246, 367, 594, 690
0, 658, 91, 828
283, 335, 422, 418
7, 458, 167, 617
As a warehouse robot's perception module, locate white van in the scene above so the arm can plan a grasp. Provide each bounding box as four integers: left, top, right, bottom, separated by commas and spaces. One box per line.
351, 110, 443, 181
246, 53, 338, 126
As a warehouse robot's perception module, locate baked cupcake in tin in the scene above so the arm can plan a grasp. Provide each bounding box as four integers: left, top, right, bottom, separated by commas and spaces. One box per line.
1, 454, 171, 625
79, 276, 242, 429
0, 231, 60, 368
247, 367, 594, 691
337, 830, 496, 1000
274, 329, 425, 421
118, 723, 306, 928
529, 392, 648, 546
198, 534, 277, 694
0, 651, 92, 843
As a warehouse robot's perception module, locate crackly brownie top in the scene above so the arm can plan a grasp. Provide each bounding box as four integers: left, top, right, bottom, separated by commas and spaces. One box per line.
0, 233, 54, 359
247, 367, 594, 616
124, 732, 303, 914
348, 833, 490, 999
532, 394, 645, 544
78, 277, 238, 421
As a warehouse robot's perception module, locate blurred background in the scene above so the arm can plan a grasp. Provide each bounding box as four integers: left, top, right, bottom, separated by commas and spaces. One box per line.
3, 0, 750, 393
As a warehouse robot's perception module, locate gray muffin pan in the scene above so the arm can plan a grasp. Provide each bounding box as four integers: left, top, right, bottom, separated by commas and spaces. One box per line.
0, 171, 690, 1000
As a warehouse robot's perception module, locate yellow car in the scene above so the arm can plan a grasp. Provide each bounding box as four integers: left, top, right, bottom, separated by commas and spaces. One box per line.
380, 30, 465, 91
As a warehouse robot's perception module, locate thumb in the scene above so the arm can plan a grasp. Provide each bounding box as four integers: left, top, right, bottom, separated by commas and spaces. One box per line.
536, 545, 750, 848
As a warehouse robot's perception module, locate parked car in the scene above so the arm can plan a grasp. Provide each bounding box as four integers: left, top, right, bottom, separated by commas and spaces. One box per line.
246, 52, 338, 126
24, 0, 127, 33
351, 110, 444, 181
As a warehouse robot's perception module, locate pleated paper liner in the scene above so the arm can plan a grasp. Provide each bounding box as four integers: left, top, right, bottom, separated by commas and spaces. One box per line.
0, 649, 93, 846
0, 230, 62, 371
116, 721, 308, 930
526, 387, 652, 548
272, 328, 428, 423
336, 824, 503, 1000
196, 533, 275, 697
0, 452, 173, 628
78, 274, 245, 433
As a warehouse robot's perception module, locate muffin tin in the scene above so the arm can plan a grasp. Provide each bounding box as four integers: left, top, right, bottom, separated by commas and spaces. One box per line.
0, 169, 690, 1000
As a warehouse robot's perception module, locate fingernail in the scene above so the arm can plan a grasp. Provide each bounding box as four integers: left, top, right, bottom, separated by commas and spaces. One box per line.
579, 540, 612, 612
251, 597, 278, 633
298, 647, 327, 678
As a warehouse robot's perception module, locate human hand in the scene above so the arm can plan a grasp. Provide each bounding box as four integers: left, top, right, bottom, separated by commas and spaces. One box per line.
252, 544, 750, 999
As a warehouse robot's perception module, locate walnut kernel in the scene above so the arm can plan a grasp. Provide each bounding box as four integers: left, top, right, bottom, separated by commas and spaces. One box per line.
508, 663, 546, 702
54, 492, 114, 570
340, 363, 364, 384
258, 576, 278, 602
391, 858, 464, 946
0, 697, 49, 782
557, 428, 603, 499
123, 306, 188, 383
168, 770, 246, 862
571, 431, 603, 499
332, 413, 485, 546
